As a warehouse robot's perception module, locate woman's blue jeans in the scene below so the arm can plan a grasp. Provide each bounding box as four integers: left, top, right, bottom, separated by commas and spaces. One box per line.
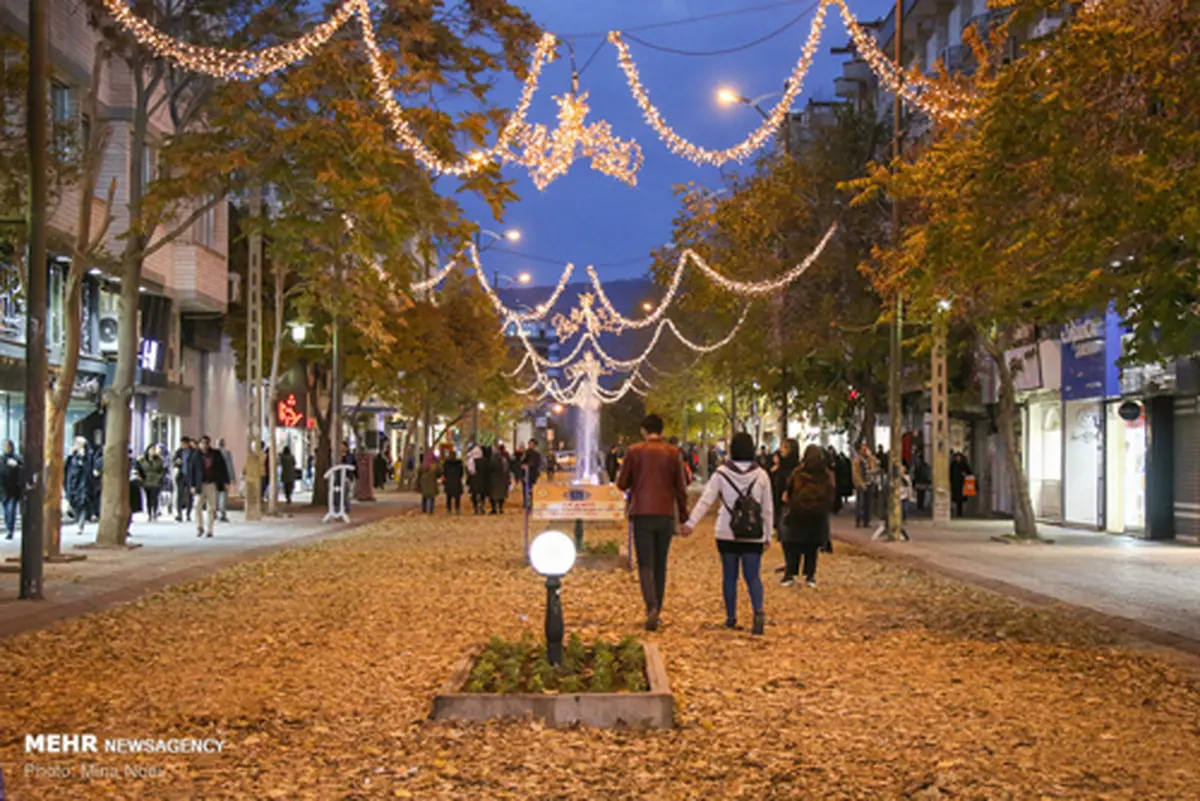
720, 550, 764, 621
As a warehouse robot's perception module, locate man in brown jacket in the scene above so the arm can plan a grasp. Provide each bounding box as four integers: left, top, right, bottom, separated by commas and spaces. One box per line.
617, 414, 690, 631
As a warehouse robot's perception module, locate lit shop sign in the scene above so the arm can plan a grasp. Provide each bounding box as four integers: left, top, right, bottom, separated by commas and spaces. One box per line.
139, 340, 159, 370
276, 393, 305, 428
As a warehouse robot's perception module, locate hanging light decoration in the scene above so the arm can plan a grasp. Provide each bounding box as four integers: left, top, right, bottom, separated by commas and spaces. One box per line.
510, 92, 644, 190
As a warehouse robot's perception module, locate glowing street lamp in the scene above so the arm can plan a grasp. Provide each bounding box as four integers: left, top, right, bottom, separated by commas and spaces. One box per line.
716, 87, 742, 106
641, 301, 653, 312
504, 229, 522, 242
290, 323, 308, 344
529, 530, 577, 666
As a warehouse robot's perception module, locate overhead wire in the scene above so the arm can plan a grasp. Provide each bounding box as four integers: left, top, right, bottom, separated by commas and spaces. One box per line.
620, 2, 819, 57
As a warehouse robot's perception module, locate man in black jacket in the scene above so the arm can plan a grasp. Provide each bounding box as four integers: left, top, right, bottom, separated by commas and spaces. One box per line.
189, 436, 230, 538
0, 440, 22, 539
174, 437, 194, 522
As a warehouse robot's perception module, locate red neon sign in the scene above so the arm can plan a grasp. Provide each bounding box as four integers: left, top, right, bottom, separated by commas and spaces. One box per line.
276, 394, 305, 428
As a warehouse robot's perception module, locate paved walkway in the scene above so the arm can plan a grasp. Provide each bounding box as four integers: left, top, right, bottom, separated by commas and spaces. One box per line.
832, 512, 1200, 656
0, 490, 420, 638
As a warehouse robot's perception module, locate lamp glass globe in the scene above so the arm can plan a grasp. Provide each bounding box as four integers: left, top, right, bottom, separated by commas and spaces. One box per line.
530, 530, 576, 577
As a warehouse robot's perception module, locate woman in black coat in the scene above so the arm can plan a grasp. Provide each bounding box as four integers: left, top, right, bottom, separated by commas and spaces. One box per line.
65, 437, 92, 534
782, 444, 834, 587
442, 451, 465, 514
950, 452, 972, 518
488, 447, 510, 514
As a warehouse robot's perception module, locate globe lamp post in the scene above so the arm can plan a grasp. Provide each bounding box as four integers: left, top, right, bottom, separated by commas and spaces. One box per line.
529, 530, 577, 666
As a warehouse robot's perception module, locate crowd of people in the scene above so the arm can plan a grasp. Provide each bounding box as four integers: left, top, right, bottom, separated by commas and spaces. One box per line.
410, 439, 546, 515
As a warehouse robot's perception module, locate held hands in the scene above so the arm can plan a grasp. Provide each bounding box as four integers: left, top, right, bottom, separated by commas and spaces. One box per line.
679, 523, 693, 538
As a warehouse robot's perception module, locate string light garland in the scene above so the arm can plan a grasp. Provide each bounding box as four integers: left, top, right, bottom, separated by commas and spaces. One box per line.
99, 0, 359, 79
828, 0, 977, 124
607, 0, 829, 166
104, 0, 983, 185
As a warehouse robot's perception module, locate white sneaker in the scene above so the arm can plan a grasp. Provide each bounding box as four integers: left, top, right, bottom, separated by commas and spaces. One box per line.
779, 577, 796, 587
806, 579, 817, 588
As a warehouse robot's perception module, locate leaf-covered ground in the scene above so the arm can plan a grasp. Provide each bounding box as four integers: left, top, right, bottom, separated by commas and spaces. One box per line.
2, 512, 1198, 799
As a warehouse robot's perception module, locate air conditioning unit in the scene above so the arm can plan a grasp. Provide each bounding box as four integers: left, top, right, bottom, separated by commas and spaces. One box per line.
1030, 17, 1062, 39
98, 311, 120, 353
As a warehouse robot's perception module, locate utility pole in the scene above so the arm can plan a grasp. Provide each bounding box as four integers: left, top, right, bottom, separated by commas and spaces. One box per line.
931, 311, 950, 523
20, 0, 48, 599
245, 185, 263, 521
885, 0, 906, 541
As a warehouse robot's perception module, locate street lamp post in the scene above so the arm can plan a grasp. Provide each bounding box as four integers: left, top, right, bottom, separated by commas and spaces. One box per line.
529, 530, 577, 666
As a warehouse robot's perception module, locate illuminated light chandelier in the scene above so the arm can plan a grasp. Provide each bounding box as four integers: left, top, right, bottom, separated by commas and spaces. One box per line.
510, 92, 643, 190
549, 292, 623, 340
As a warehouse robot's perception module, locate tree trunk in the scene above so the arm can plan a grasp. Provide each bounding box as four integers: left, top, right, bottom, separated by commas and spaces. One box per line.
984, 334, 1038, 539
266, 259, 284, 516
46, 45, 111, 557
861, 387, 878, 449
44, 270, 83, 557
97, 73, 151, 547
307, 362, 331, 506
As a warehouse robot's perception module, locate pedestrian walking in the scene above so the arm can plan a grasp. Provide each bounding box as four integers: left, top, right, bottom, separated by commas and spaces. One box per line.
0, 440, 22, 539
138, 445, 166, 521
605, 445, 620, 484
188, 436, 230, 538
951, 452, 972, 518
280, 445, 297, 505
770, 439, 800, 573
65, 437, 92, 534
681, 432, 773, 635
374, 448, 389, 490
87, 434, 103, 523
522, 439, 543, 509
852, 443, 876, 528
465, 442, 485, 514
443, 450, 465, 514
217, 437, 235, 522
546, 450, 558, 483
783, 445, 834, 587
489, 445, 510, 514
173, 437, 195, 522
127, 448, 143, 535
418, 451, 441, 514
616, 414, 690, 632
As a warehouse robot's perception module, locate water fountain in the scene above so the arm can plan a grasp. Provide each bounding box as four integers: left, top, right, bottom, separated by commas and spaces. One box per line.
567, 352, 606, 485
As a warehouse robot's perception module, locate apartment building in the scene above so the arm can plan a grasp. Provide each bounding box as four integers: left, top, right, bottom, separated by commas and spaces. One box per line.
831, 0, 1199, 539
0, 0, 249, 475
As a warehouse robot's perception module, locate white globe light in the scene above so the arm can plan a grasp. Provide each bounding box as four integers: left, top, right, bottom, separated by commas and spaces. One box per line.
529, 530, 576, 577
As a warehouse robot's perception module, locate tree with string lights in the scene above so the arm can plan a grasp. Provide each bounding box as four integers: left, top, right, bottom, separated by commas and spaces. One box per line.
858, 0, 1200, 539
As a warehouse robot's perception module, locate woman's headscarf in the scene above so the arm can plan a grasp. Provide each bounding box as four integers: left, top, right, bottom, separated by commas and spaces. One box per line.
423, 450, 438, 469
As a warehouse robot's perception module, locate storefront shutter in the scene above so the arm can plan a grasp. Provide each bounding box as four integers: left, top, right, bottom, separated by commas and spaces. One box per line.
1174, 397, 1200, 538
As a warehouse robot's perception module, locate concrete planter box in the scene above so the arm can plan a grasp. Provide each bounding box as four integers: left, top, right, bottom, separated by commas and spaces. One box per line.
432, 643, 673, 729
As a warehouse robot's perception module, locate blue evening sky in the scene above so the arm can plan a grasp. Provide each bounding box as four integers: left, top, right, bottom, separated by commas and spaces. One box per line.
451, 0, 893, 285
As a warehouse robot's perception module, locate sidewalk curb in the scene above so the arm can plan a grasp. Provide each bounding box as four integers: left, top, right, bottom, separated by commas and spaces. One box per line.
834, 533, 1200, 667
0, 504, 418, 641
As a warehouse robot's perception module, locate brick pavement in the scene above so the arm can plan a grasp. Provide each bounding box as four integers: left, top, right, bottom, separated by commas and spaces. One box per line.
0, 490, 419, 639
832, 511, 1200, 657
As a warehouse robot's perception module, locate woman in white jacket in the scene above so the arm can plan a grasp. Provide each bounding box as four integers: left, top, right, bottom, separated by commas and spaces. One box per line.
681, 432, 774, 635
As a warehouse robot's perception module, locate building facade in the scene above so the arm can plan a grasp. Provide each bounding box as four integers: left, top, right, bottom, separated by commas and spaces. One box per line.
1, 0, 250, 482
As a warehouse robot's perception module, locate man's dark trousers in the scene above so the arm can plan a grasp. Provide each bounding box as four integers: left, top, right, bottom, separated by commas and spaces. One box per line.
632, 515, 674, 614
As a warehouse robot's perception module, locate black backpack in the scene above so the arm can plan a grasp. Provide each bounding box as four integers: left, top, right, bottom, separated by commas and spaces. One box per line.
717, 466, 765, 540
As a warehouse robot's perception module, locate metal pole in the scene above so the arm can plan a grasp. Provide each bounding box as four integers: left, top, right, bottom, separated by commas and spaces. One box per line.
932, 315, 951, 523
245, 185, 263, 520
544, 575, 564, 666
20, 0, 48, 599
886, 0, 906, 541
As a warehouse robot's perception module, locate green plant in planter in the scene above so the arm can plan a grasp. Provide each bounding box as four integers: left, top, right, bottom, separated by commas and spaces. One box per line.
464, 634, 651, 694
583, 540, 620, 556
